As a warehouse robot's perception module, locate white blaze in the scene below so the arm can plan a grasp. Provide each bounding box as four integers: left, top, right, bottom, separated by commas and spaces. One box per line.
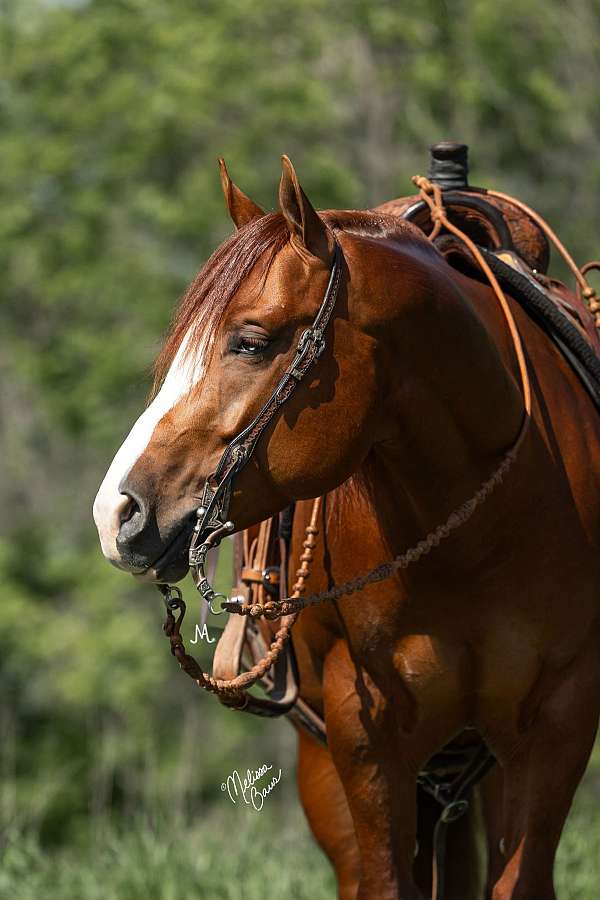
93, 329, 203, 567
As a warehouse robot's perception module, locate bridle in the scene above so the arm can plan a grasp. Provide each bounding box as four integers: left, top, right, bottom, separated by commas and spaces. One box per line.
160, 177, 536, 652
159, 190, 534, 704
180, 240, 344, 615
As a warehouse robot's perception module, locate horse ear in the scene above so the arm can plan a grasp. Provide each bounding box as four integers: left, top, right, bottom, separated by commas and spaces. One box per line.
218, 158, 265, 229
279, 155, 334, 262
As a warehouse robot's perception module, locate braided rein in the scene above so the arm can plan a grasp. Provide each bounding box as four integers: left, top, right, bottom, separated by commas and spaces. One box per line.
161, 498, 322, 702
222, 448, 520, 620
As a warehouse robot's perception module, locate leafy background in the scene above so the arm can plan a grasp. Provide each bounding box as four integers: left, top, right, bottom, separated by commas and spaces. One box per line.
1, 1, 599, 897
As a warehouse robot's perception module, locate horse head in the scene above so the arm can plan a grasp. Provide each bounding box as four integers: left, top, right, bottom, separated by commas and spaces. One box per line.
93, 157, 415, 582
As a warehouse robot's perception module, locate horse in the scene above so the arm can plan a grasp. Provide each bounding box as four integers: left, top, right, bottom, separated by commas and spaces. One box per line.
93, 155, 600, 900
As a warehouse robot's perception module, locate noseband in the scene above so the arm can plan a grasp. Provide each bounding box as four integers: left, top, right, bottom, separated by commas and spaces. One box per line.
181, 241, 344, 615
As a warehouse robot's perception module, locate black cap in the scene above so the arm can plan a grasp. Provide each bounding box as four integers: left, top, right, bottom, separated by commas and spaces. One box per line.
428, 142, 469, 190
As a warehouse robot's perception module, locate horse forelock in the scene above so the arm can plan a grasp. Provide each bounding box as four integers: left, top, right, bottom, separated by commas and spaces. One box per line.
151, 208, 426, 399
152, 213, 291, 397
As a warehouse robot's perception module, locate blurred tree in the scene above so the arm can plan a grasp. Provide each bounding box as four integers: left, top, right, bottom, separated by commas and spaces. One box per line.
0, 0, 598, 847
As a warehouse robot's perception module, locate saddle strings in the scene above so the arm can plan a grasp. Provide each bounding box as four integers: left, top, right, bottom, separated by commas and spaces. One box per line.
413, 175, 533, 419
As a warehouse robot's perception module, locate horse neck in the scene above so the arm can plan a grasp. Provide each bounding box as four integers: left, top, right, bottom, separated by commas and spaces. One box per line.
350, 238, 527, 554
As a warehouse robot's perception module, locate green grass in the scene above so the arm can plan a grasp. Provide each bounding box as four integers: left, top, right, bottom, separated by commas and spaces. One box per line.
0, 806, 335, 900
555, 743, 600, 899
2, 754, 600, 900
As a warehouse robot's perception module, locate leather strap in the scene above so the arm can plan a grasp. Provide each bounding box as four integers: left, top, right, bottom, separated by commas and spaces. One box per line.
240, 566, 280, 586
212, 613, 300, 716
210, 509, 327, 740
212, 518, 300, 716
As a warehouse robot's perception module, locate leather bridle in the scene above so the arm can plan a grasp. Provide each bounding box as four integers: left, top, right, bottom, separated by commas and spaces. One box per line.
177, 240, 344, 617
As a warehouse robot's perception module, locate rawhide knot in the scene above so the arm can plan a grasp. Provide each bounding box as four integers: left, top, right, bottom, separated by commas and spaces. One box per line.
412, 174, 434, 193
262, 601, 281, 620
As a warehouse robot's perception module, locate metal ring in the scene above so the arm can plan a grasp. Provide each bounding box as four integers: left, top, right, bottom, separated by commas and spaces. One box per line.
164, 585, 183, 610
208, 592, 228, 616
440, 799, 469, 823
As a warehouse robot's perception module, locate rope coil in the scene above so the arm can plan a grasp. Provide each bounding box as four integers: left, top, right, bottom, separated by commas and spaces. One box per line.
162, 590, 297, 699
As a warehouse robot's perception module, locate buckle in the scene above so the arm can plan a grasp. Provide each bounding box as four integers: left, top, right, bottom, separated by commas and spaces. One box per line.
261, 566, 280, 596
440, 799, 469, 823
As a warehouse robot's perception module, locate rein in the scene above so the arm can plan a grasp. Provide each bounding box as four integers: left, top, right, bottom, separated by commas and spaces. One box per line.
160, 178, 533, 702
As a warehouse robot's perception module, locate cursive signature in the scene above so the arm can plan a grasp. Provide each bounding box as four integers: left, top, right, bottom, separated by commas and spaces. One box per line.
190, 623, 215, 644
221, 762, 283, 811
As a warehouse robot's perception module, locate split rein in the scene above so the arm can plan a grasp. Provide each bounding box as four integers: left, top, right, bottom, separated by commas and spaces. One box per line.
159, 175, 563, 703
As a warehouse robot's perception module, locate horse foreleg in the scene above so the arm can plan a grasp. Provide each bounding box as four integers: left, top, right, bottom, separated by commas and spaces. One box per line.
296, 727, 360, 900
489, 641, 600, 900
323, 641, 424, 900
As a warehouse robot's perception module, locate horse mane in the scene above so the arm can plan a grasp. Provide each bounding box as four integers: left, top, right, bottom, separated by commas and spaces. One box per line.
326, 452, 379, 535
152, 208, 427, 394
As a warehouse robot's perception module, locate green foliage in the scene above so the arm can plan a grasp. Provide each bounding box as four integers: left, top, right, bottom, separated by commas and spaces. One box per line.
1, 764, 600, 898
0, 807, 335, 900
1, 0, 599, 894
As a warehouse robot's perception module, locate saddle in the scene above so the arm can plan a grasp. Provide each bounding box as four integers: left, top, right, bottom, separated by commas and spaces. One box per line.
378, 142, 600, 354
212, 141, 600, 745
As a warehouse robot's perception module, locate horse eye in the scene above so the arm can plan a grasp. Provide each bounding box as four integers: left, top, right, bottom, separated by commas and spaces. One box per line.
234, 334, 269, 356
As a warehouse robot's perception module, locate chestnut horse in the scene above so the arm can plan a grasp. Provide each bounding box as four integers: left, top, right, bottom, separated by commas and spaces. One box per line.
93, 157, 600, 900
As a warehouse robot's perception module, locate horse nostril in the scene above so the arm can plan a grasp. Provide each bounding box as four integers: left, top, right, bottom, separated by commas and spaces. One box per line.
119, 494, 139, 526
116, 488, 148, 545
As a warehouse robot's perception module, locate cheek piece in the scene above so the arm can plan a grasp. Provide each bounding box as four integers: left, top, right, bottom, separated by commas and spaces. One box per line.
159, 241, 343, 617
